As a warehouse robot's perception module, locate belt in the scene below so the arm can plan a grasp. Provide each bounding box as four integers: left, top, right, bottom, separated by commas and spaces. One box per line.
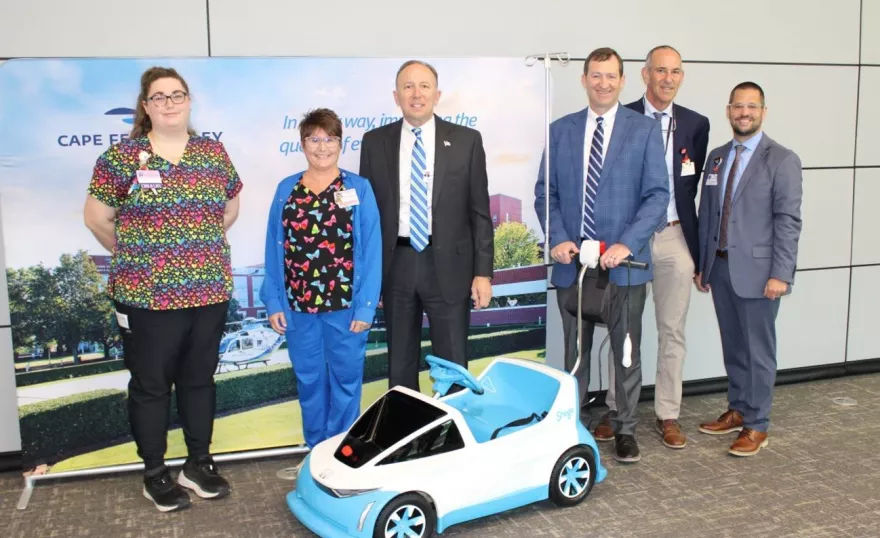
667, 220, 681, 227
716, 250, 728, 259
397, 236, 432, 247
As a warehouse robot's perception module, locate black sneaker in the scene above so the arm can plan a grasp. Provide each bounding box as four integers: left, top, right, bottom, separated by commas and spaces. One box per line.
178, 456, 230, 499
614, 434, 641, 463
143, 466, 191, 512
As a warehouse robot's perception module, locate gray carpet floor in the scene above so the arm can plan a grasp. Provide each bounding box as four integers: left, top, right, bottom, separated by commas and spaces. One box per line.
2, 373, 879, 537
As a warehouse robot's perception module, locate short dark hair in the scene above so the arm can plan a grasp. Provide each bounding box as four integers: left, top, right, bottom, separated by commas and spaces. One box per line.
395, 60, 439, 86
645, 45, 682, 65
729, 81, 765, 105
583, 47, 623, 76
299, 108, 343, 140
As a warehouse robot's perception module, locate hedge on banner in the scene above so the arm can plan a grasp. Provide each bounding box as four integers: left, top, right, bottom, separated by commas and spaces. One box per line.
367, 324, 504, 345
365, 327, 544, 380
21, 365, 297, 463
16, 359, 127, 387
21, 328, 544, 464
19, 389, 130, 464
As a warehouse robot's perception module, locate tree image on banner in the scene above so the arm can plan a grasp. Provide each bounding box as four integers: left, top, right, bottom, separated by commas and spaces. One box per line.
55, 252, 115, 364
493, 222, 542, 270
8, 251, 116, 364
8, 265, 63, 360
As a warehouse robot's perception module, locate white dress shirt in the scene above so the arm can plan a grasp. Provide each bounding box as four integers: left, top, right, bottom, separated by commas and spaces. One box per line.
643, 96, 679, 223
399, 116, 436, 236
582, 103, 618, 228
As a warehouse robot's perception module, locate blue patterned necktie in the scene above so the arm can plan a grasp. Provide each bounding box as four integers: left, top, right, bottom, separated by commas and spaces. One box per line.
582, 117, 604, 240
409, 127, 429, 252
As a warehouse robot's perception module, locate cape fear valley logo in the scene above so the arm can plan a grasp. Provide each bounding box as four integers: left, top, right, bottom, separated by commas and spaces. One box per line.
56, 107, 224, 147
105, 107, 136, 125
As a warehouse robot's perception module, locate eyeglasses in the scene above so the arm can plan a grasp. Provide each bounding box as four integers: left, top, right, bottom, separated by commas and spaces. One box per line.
147, 91, 189, 106
728, 103, 764, 112
303, 136, 341, 147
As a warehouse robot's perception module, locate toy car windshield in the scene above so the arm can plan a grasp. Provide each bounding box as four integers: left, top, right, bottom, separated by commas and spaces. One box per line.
334, 390, 447, 469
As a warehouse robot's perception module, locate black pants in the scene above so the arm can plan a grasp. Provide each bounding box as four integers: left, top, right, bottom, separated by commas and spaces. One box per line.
384, 245, 470, 391
114, 300, 228, 470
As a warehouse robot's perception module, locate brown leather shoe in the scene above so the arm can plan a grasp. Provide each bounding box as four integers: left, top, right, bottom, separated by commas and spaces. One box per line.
656, 419, 686, 449
593, 412, 614, 442
728, 428, 768, 456
698, 409, 744, 435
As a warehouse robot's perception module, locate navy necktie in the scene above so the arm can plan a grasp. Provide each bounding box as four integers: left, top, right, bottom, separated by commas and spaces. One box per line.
582, 117, 604, 240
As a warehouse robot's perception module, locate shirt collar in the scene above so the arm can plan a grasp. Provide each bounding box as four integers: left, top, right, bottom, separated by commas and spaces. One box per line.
403, 115, 435, 135
643, 95, 673, 116
587, 101, 619, 123
733, 130, 763, 152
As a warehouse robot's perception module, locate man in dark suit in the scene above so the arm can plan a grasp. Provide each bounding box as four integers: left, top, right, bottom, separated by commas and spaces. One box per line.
359, 60, 494, 391
535, 47, 669, 463
593, 45, 710, 450
695, 81, 803, 457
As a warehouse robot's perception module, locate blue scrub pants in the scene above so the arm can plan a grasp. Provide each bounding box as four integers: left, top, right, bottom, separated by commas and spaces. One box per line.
287, 308, 367, 448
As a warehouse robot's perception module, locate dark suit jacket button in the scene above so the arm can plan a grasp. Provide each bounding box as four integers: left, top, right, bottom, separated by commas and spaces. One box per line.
713, 236, 717, 241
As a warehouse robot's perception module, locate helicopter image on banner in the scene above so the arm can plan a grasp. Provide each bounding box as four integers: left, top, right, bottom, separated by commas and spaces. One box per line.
216, 318, 285, 373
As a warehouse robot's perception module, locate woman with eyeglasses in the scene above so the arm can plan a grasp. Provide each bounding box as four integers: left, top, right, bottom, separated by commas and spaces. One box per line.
260, 108, 381, 449
84, 66, 242, 512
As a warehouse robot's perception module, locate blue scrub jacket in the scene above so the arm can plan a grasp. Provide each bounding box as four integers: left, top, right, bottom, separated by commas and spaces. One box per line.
260, 169, 382, 327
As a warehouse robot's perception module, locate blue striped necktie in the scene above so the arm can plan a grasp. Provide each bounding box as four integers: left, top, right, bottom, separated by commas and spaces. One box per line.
582, 116, 604, 240
409, 127, 430, 252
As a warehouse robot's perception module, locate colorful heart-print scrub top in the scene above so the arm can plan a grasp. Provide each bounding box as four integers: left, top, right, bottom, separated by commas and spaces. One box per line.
87, 135, 243, 311
282, 174, 354, 314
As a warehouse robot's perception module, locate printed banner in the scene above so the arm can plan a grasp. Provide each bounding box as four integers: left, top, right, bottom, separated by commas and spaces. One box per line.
0, 57, 548, 473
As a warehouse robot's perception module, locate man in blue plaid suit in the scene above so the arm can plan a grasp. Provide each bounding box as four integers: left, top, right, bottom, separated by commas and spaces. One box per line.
535, 47, 669, 463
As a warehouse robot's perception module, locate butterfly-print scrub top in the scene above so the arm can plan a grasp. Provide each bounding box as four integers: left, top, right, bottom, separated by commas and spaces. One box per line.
87, 135, 243, 311
282, 175, 355, 314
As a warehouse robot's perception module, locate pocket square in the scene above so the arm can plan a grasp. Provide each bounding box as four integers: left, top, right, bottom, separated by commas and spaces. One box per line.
444, 140, 451, 147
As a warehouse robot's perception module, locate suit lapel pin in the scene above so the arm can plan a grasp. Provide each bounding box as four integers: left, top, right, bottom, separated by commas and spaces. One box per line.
444, 140, 451, 147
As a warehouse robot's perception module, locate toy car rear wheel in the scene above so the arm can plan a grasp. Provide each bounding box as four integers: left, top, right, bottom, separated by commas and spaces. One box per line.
549, 445, 596, 507
373, 492, 436, 538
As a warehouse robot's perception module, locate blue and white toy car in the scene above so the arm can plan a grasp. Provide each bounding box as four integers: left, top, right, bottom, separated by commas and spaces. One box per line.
287, 354, 607, 538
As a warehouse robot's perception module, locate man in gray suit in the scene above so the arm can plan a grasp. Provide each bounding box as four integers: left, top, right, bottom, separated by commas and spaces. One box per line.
695, 81, 803, 457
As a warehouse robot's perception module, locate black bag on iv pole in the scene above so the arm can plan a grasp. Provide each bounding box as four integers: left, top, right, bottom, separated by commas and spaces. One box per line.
562, 259, 611, 324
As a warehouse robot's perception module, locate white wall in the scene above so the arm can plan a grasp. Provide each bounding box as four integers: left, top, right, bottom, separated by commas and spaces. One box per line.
0, 1, 876, 451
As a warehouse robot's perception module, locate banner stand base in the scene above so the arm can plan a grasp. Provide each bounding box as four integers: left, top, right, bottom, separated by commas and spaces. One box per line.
17, 445, 309, 511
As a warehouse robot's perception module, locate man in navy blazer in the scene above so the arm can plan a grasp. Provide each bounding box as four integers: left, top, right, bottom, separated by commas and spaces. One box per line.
593, 46, 710, 450
535, 47, 669, 463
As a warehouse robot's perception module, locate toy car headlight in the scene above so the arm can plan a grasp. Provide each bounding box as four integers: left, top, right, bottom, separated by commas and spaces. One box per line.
331, 487, 380, 498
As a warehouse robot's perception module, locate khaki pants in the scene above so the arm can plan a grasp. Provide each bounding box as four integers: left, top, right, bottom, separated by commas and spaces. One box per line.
605, 224, 694, 420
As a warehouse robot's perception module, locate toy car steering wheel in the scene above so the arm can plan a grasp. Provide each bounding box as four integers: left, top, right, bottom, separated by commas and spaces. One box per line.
426, 355, 484, 396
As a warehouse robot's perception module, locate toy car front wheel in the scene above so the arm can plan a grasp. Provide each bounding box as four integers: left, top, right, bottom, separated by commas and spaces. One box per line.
373, 492, 436, 538
548, 445, 596, 507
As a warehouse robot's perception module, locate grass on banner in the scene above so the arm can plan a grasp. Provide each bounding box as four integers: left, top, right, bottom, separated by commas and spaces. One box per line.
49, 350, 545, 473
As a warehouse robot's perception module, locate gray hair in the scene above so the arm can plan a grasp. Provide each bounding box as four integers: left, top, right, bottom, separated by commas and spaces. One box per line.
645, 45, 682, 67
395, 60, 439, 86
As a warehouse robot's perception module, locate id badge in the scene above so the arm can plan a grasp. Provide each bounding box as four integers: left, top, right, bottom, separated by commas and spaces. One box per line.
136, 170, 162, 189
115, 311, 130, 329
705, 174, 718, 187
335, 189, 360, 208
681, 161, 696, 177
